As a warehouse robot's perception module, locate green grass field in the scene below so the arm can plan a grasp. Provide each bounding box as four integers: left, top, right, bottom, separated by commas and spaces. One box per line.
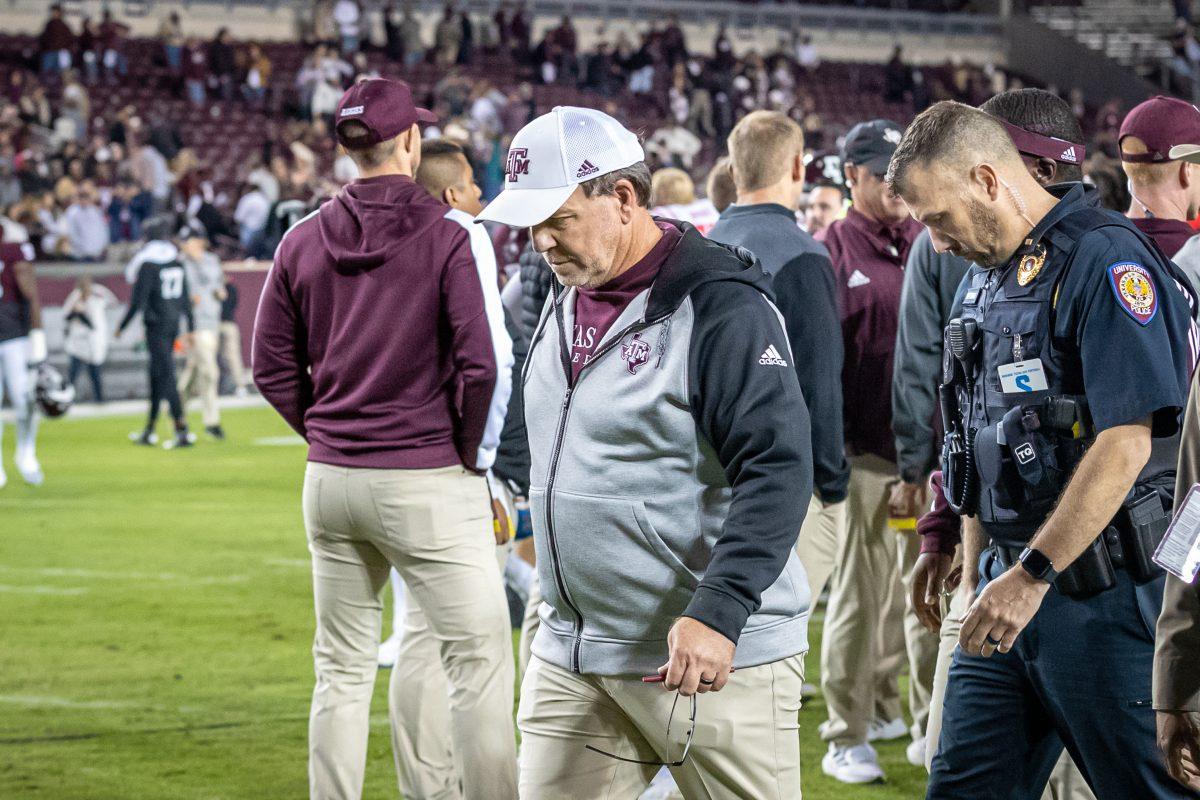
0, 405, 928, 799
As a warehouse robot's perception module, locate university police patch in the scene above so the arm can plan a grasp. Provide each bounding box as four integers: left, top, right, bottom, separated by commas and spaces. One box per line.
1107, 262, 1158, 325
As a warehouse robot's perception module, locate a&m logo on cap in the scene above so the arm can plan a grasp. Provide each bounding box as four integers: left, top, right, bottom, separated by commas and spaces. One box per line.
506, 148, 531, 182
1108, 262, 1158, 325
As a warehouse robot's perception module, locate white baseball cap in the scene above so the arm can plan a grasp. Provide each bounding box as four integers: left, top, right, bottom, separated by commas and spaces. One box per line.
476, 106, 645, 228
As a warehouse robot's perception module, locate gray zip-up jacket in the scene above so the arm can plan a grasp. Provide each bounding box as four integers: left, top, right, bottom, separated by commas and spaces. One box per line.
183, 251, 225, 332
524, 221, 814, 677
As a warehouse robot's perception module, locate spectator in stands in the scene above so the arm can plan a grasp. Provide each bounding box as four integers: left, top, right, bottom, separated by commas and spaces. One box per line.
0, 159, 20, 211
62, 274, 116, 403
1085, 153, 1133, 211
98, 10, 130, 83
159, 11, 185, 71
233, 180, 271, 254
57, 72, 89, 144
78, 18, 100, 84
242, 45, 273, 108
457, 10, 476, 65
208, 28, 238, 101
435, 5, 462, 66
399, 6, 425, 66
107, 178, 152, 243
129, 137, 171, 208
39, 4, 75, 76
64, 181, 109, 261
183, 38, 208, 106
333, 0, 362, 55
646, 121, 702, 170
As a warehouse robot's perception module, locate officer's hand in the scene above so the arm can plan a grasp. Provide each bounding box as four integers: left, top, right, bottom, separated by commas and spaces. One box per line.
1159, 710, 1200, 790
959, 566, 1049, 657
888, 480, 927, 519
658, 617, 735, 696
911, 552, 954, 633
491, 495, 511, 546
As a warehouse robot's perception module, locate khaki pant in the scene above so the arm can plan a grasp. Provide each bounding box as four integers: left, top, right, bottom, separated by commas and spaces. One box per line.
794, 494, 847, 603
390, 541, 511, 800
820, 454, 939, 746
178, 328, 220, 426
218, 320, 248, 392
517, 654, 804, 800
303, 463, 517, 800
927, 584, 1095, 799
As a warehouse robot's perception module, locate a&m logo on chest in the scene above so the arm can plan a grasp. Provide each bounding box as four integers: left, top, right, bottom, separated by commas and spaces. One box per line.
620, 333, 652, 375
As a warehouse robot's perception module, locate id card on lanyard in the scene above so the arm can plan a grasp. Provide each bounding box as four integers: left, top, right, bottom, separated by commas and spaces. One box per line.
1154, 483, 1200, 582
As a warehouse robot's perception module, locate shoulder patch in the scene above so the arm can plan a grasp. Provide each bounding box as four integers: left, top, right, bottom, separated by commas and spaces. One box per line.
1107, 262, 1158, 326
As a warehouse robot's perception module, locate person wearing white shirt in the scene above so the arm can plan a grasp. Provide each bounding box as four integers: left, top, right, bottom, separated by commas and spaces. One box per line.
233, 184, 271, 252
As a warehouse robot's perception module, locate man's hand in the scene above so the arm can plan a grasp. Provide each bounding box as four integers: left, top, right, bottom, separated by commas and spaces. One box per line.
889, 480, 927, 519
491, 495, 511, 546
658, 617, 735, 696
911, 552, 955, 633
959, 566, 1049, 657
1159, 710, 1200, 790
178, 332, 195, 351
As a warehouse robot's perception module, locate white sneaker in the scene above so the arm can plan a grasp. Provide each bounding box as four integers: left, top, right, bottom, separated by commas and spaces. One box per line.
16, 456, 42, 487
0, 464, 6, 489
821, 742, 885, 784
867, 716, 908, 742
377, 633, 401, 669
906, 736, 927, 767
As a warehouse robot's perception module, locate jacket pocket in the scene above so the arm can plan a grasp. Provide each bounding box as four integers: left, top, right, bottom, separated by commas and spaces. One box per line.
542, 490, 700, 644
742, 554, 808, 633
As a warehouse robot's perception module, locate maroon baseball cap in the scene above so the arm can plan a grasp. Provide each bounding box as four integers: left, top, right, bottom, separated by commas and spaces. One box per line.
334, 78, 436, 147
1119, 95, 1200, 163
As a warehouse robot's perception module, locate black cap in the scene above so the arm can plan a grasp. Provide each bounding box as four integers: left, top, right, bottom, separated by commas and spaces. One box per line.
177, 218, 207, 241
841, 119, 905, 176
141, 214, 175, 242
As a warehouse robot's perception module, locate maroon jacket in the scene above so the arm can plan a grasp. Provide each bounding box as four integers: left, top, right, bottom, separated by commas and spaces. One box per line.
824, 207, 923, 465
918, 471, 960, 556
1131, 216, 1195, 258
253, 174, 505, 470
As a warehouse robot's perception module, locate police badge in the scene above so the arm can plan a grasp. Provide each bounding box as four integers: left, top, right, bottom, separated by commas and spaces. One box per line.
1017, 244, 1046, 287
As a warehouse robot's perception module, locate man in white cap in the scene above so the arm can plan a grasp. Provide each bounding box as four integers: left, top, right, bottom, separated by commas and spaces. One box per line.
478, 106, 813, 798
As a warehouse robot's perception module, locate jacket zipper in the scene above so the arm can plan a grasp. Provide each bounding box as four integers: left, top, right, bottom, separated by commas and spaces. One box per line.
541, 293, 668, 672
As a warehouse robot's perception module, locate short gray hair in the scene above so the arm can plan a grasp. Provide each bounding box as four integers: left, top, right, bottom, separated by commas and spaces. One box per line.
580, 162, 653, 207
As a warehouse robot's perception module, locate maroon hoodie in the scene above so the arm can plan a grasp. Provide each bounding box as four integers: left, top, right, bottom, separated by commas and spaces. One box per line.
253, 174, 502, 470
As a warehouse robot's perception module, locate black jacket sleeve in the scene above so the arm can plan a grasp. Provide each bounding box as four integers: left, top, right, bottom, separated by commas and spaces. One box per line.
683, 281, 813, 644
118, 265, 152, 332
179, 268, 194, 333
772, 252, 848, 503
491, 306, 532, 494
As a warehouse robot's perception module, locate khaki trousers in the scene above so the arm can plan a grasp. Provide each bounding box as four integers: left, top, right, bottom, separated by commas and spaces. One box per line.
517, 654, 805, 800
794, 494, 847, 603
926, 584, 1095, 799
820, 454, 939, 746
218, 320, 248, 391
177, 328, 220, 426
303, 463, 517, 800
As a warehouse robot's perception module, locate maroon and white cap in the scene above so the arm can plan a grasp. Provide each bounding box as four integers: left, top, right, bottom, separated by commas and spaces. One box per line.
1118, 95, 1200, 164
476, 106, 645, 228
334, 78, 436, 147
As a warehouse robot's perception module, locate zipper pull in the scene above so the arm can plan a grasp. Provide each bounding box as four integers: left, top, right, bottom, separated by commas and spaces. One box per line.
1012, 332, 1023, 362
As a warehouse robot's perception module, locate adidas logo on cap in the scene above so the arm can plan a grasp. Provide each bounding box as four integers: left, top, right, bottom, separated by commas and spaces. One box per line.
1060, 146, 1078, 163
759, 344, 789, 367
576, 159, 600, 178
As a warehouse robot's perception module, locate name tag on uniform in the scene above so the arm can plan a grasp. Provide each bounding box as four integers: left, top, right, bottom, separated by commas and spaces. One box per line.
997, 359, 1049, 393
1155, 484, 1200, 583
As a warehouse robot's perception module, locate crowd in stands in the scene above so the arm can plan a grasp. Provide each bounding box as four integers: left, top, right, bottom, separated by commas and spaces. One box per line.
0, 2, 1155, 265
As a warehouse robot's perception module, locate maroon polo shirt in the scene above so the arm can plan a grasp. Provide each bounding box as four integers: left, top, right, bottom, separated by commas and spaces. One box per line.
1130, 216, 1195, 258
570, 222, 680, 381
824, 206, 923, 465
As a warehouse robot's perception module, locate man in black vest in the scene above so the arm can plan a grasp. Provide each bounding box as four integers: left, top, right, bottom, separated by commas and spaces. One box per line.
889, 100, 1196, 799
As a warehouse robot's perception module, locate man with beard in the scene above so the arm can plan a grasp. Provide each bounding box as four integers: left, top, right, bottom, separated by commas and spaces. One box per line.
889, 100, 1196, 800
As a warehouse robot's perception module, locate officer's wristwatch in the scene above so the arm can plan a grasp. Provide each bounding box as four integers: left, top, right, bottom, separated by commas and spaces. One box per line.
1017, 547, 1058, 584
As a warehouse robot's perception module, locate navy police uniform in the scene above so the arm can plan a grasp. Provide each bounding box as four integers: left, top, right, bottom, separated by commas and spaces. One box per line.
928, 184, 1198, 799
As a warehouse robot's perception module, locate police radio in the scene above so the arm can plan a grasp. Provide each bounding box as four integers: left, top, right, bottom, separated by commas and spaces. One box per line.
941, 318, 980, 516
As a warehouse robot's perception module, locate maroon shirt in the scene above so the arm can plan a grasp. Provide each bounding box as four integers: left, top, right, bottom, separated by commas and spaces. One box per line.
1131, 216, 1195, 258
824, 206, 923, 464
570, 223, 680, 381
918, 471, 960, 555
253, 174, 501, 470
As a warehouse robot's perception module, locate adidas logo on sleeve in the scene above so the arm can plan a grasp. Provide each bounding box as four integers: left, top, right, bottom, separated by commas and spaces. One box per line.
759, 344, 789, 367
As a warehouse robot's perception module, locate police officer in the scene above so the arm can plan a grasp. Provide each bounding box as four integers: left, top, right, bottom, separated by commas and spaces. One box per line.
888, 100, 1197, 799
